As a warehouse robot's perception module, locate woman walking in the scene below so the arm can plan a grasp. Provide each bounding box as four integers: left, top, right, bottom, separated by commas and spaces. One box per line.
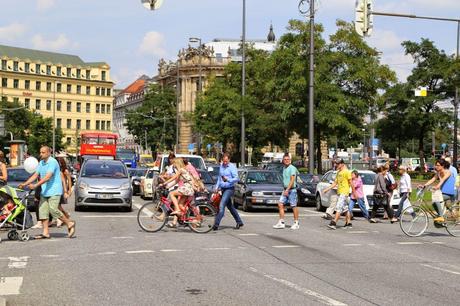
394, 165, 412, 219
370, 167, 397, 223
56, 157, 72, 227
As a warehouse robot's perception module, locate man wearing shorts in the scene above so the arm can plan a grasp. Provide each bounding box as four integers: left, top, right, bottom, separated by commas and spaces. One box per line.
322, 159, 353, 230
273, 154, 300, 230
20, 146, 75, 239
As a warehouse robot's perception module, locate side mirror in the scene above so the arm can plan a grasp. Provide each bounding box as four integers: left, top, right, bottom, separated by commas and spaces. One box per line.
208, 166, 214, 172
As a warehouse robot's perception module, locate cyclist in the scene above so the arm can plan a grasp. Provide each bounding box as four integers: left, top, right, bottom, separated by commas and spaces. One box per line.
421, 159, 455, 223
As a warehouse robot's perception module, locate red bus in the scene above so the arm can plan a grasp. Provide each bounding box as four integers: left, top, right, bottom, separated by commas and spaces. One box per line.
79, 132, 118, 159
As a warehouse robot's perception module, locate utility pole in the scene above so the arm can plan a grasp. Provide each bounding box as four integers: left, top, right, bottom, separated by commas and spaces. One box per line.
241, 0, 246, 166
176, 60, 180, 153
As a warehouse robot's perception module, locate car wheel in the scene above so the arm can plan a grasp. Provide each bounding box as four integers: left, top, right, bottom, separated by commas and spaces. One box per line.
316, 194, 325, 212
242, 197, 251, 212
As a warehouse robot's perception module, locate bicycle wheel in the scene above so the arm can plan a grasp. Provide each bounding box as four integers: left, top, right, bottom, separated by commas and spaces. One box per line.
187, 203, 216, 234
445, 205, 460, 237
400, 206, 428, 237
137, 200, 167, 232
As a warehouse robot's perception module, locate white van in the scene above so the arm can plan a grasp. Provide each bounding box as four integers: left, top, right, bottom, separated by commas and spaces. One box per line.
400, 158, 420, 171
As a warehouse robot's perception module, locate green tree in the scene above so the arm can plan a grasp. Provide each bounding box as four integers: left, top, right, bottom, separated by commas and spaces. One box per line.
125, 84, 176, 151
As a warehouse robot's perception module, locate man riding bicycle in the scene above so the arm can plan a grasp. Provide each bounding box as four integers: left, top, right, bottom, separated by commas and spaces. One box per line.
421, 159, 456, 223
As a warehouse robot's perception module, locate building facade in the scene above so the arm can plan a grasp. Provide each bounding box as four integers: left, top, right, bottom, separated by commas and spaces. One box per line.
0, 44, 113, 154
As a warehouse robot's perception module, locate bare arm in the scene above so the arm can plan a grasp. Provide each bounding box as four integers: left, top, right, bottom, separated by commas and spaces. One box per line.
162, 171, 180, 185
34, 172, 53, 188
20, 172, 39, 188
0, 163, 7, 181
323, 181, 338, 194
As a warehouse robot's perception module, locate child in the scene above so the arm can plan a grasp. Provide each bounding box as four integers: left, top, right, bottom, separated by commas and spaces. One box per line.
0, 197, 15, 221
348, 170, 369, 223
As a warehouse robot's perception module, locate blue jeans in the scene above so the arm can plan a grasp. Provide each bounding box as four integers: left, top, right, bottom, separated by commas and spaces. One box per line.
395, 192, 408, 218
214, 189, 243, 226
348, 197, 369, 219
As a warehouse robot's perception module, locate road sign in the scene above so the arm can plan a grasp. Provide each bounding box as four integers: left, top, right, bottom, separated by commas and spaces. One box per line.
415, 87, 428, 97
355, 0, 373, 37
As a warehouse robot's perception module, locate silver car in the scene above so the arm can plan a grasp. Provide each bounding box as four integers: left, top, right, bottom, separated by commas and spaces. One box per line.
75, 159, 132, 212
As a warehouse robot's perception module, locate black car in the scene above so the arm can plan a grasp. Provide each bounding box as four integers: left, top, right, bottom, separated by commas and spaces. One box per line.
128, 168, 148, 195
233, 169, 283, 211
206, 164, 220, 182
6, 167, 36, 209
296, 173, 319, 206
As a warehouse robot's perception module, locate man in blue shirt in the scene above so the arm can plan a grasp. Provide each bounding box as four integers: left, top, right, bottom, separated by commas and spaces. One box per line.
20, 146, 75, 239
213, 153, 244, 230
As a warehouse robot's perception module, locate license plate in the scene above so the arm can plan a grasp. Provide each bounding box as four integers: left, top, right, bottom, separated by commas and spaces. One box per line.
266, 199, 278, 204
96, 194, 113, 199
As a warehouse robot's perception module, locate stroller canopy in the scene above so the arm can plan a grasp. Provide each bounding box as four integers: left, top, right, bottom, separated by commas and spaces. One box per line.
0, 186, 25, 207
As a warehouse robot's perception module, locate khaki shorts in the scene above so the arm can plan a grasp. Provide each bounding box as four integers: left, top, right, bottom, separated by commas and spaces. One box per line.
39, 195, 63, 220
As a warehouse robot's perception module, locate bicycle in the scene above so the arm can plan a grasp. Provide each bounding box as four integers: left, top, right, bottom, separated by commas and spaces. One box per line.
137, 187, 216, 234
399, 187, 460, 237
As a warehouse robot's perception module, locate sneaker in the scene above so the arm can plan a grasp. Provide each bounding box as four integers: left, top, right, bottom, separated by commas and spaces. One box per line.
322, 214, 332, 220
273, 220, 286, 229
291, 222, 300, 230
344, 223, 352, 229
369, 218, 377, 223
327, 221, 337, 230
433, 216, 445, 223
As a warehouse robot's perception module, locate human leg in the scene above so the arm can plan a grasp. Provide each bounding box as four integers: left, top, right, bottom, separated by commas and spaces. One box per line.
224, 190, 243, 225
395, 192, 408, 218
357, 198, 369, 219
214, 189, 232, 227
38, 197, 51, 237
169, 190, 180, 213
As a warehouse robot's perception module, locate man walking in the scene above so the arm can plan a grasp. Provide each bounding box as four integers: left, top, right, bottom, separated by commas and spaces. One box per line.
20, 146, 75, 239
273, 154, 300, 230
322, 159, 353, 229
213, 153, 244, 231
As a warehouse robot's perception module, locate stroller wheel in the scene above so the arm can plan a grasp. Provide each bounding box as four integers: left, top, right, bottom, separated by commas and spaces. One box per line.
7, 230, 19, 241
20, 232, 30, 241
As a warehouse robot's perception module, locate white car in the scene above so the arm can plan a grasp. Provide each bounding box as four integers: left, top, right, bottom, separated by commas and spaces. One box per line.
315, 170, 401, 213
140, 168, 156, 199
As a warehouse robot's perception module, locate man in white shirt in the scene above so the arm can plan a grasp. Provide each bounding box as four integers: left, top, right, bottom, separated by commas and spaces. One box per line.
395, 165, 412, 218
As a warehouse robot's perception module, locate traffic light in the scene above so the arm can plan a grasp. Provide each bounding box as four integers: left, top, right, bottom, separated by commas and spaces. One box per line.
355, 0, 373, 37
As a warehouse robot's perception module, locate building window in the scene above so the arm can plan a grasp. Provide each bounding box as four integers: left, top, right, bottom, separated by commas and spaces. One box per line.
76, 69, 81, 78
76, 85, 81, 94
46, 82, 52, 92
57, 66, 61, 76
86, 70, 90, 80
66, 119, 71, 129
66, 67, 71, 77
25, 63, 30, 73
101, 71, 106, 81
101, 121, 106, 130
57, 118, 62, 128
101, 88, 106, 96
57, 83, 62, 92
96, 103, 100, 113
1, 78, 6, 87
106, 105, 111, 114
96, 87, 100, 96
67, 84, 71, 93
24, 98, 30, 109
46, 100, 51, 111
13, 61, 18, 72
57, 101, 62, 111
13, 79, 19, 89
36, 64, 41, 74
106, 121, 111, 130
35, 99, 41, 110
101, 104, 105, 114
86, 103, 90, 113
86, 120, 90, 130
67, 101, 72, 112
96, 120, 100, 130
1, 60, 6, 70
46, 65, 51, 75
76, 102, 81, 112
35, 81, 41, 91
107, 88, 111, 96
76, 119, 81, 130
86, 86, 90, 95
13, 97, 19, 104
66, 137, 71, 145
25, 80, 30, 90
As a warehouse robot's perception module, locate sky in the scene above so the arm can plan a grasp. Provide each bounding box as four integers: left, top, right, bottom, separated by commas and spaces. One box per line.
0, 0, 459, 88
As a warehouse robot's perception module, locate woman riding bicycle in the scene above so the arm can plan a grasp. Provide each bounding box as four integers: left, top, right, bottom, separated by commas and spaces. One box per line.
421, 159, 455, 223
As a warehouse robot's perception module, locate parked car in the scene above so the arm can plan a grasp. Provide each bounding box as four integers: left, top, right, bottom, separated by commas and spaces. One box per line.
75, 159, 132, 212
206, 163, 221, 182
128, 168, 148, 195
140, 168, 156, 199
315, 170, 376, 212
6, 167, 36, 209
233, 169, 283, 211
261, 162, 284, 173
400, 157, 421, 171
297, 173, 319, 206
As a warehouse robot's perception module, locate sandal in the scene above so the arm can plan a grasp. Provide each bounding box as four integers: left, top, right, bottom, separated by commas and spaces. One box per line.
34, 234, 50, 240
170, 211, 181, 216
67, 221, 76, 238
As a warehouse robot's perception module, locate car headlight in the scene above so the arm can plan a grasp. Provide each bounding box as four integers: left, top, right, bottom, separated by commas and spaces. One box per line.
301, 188, 311, 194
147, 183, 152, 189
78, 182, 89, 190
120, 183, 130, 190
252, 191, 263, 196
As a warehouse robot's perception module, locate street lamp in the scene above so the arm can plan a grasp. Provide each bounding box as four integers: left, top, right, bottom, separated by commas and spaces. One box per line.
241, 0, 246, 166
189, 37, 203, 154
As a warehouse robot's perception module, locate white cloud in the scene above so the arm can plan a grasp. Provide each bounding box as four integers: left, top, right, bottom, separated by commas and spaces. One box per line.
138, 31, 167, 57
367, 29, 406, 53
0, 23, 27, 42
37, 0, 56, 11
112, 68, 150, 89
31, 34, 79, 51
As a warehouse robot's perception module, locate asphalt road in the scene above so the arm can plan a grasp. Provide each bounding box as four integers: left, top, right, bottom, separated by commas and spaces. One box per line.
1, 195, 460, 306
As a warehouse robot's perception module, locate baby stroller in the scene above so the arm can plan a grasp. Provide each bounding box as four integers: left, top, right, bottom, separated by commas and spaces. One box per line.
0, 186, 34, 242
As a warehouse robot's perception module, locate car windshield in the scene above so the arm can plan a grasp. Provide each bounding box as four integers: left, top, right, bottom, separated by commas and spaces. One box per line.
198, 171, 214, 184
7, 168, 30, 181
117, 152, 136, 159
360, 173, 376, 185
128, 169, 147, 177
161, 157, 204, 171
298, 173, 318, 184
82, 161, 128, 178
246, 171, 282, 184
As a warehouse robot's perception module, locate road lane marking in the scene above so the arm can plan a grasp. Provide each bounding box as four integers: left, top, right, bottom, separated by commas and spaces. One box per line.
202, 247, 231, 251
238, 233, 259, 236
112, 236, 134, 239
430, 241, 445, 244
8, 257, 29, 269
249, 267, 347, 306
97, 252, 116, 255
272, 245, 301, 248
343, 244, 362, 247
40, 255, 59, 258
160, 249, 183, 252
421, 264, 460, 275
125, 250, 155, 254
347, 231, 368, 234
397, 242, 423, 245
0, 277, 23, 295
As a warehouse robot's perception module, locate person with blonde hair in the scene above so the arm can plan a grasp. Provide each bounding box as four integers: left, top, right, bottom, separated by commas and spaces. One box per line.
0, 151, 7, 186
